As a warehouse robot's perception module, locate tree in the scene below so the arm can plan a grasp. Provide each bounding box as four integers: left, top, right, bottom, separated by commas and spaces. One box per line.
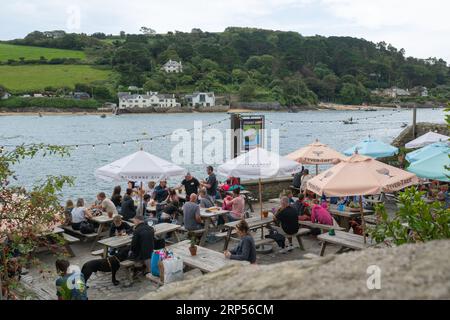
140, 26, 156, 36
143, 79, 162, 92
239, 81, 257, 101
339, 82, 369, 105
0, 144, 73, 299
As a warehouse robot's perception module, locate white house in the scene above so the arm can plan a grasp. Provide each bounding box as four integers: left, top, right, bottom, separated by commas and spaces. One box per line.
185, 92, 215, 107
1, 92, 11, 100
162, 60, 183, 73
117, 92, 180, 109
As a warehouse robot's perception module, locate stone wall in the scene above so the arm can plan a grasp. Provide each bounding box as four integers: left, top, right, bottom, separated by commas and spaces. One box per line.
392, 122, 449, 147
240, 177, 293, 201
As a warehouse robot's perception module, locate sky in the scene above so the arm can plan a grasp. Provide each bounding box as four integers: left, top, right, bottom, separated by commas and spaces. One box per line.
1, 0, 449, 62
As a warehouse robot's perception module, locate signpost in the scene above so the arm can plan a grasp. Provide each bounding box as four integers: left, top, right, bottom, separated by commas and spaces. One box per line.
230, 114, 265, 158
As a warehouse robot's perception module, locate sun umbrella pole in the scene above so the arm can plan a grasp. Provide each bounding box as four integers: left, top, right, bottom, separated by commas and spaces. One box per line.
315, 164, 319, 175
359, 196, 366, 244
140, 181, 144, 216
259, 178, 263, 219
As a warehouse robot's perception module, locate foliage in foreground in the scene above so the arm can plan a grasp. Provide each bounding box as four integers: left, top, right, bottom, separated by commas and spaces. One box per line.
371, 188, 450, 246
0, 144, 73, 299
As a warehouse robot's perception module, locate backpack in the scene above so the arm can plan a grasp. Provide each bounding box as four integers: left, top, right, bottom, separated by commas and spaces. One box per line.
80, 221, 95, 234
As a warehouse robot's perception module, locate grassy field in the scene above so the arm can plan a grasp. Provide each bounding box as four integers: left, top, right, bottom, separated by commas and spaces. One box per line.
0, 65, 112, 92
0, 43, 85, 62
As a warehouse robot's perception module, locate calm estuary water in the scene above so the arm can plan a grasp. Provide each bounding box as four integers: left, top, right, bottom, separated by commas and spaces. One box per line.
0, 109, 445, 202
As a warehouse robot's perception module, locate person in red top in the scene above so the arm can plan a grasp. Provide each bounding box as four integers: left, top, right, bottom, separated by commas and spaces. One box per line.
310, 201, 333, 226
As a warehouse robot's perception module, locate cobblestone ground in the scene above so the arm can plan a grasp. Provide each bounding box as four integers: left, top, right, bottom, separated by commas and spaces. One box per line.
22, 200, 376, 300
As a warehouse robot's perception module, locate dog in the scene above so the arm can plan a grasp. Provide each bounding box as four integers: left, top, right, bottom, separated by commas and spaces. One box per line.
81, 247, 129, 286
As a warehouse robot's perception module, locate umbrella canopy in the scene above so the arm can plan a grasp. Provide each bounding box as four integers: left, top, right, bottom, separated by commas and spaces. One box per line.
405, 142, 450, 163
405, 131, 449, 149
95, 150, 186, 182
407, 151, 450, 182
286, 139, 346, 164
218, 147, 303, 180
344, 137, 398, 158
307, 153, 419, 197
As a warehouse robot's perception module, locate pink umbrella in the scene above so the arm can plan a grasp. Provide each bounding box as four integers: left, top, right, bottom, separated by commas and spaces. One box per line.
286, 139, 347, 174
306, 153, 419, 242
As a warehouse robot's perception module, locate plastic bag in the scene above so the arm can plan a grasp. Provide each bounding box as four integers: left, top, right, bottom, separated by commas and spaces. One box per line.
158, 257, 183, 284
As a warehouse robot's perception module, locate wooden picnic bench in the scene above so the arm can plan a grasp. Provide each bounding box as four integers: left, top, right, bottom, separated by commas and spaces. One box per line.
328, 205, 374, 231
299, 220, 345, 232
60, 225, 98, 241
317, 231, 375, 256
198, 207, 231, 246
222, 216, 274, 250
62, 233, 80, 257
168, 240, 249, 273
97, 222, 181, 258
277, 228, 310, 250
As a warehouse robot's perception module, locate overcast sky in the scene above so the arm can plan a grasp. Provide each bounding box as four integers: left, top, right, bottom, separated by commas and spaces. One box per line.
1, 0, 449, 62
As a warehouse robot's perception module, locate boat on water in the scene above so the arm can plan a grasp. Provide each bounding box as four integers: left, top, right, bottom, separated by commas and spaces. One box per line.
401, 123, 408, 128
343, 120, 357, 124
364, 108, 377, 111
100, 114, 106, 118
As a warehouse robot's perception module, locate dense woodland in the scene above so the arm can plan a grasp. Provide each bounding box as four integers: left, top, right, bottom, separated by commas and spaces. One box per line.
4, 28, 450, 106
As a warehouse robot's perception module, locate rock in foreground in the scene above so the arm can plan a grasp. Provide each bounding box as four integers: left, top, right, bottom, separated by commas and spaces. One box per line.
142, 240, 450, 300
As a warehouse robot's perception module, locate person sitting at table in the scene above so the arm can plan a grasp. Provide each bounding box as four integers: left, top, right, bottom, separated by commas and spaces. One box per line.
141, 194, 152, 216
71, 198, 93, 231
109, 215, 132, 237
179, 172, 200, 199
293, 194, 311, 221
183, 194, 204, 231
97, 192, 118, 218
120, 188, 136, 221
310, 200, 334, 226
64, 199, 74, 226
273, 196, 299, 253
129, 215, 154, 275
218, 188, 245, 225
111, 186, 122, 209
437, 184, 449, 208
154, 180, 169, 203
224, 220, 256, 264
199, 188, 215, 208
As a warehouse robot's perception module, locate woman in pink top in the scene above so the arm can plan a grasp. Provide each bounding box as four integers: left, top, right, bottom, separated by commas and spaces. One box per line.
311, 201, 333, 226
224, 188, 245, 220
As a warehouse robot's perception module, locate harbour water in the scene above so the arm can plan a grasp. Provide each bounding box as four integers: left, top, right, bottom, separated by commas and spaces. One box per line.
0, 108, 445, 202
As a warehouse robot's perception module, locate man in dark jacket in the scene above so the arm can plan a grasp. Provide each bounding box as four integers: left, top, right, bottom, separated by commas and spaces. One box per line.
130, 215, 154, 274
120, 188, 136, 221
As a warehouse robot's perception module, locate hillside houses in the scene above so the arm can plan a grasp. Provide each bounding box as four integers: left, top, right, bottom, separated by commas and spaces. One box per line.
117, 92, 180, 109
185, 92, 215, 107
371, 86, 428, 99
161, 60, 183, 73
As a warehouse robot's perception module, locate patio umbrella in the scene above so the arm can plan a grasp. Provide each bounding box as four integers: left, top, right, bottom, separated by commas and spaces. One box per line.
407, 151, 450, 182
286, 139, 347, 174
405, 131, 449, 149
218, 147, 302, 217
307, 153, 418, 242
405, 142, 450, 163
95, 149, 186, 212
344, 137, 398, 158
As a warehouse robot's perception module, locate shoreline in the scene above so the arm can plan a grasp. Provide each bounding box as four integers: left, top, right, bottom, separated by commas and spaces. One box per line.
0, 104, 444, 116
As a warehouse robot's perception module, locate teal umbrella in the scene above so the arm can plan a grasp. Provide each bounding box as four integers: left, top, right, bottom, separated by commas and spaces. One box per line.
405, 142, 450, 163
344, 137, 398, 158
407, 151, 450, 182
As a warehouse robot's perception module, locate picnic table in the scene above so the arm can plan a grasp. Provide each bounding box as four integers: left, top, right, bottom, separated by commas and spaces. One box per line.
226, 190, 254, 212
317, 230, 375, 256
328, 205, 374, 231
90, 214, 115, 250
168, 240, 249, 273
198, 207, 230, 246
299, 220, 344, 232
222, 216, 274, 250
97, 222, 181, 258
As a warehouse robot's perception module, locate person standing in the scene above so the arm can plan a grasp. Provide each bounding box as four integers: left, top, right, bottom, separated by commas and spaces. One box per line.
300, 169, 312, 194
201, 166, 218, 201
179, 173, 200, 199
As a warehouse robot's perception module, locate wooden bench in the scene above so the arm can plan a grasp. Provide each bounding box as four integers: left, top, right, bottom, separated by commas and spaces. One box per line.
278, 228, 310, 251
61, 233, 80, 257
299, 221, 345, 233
91, 249, 104, 257
120, 260, 145, 286
61, 225, 97, 241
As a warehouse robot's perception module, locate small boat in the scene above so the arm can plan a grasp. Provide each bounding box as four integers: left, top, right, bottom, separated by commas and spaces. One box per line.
364, 108, 377, 111
343, 119, 357, 125
401, 123, 408, 128
100, 114, 106, 118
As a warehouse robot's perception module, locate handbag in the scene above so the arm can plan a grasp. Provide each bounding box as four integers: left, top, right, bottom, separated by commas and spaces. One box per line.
159, 257, 184, 284
80, 221, 95, 234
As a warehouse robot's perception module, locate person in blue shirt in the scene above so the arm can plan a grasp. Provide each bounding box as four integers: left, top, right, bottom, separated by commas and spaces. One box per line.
154, 180, 169, 203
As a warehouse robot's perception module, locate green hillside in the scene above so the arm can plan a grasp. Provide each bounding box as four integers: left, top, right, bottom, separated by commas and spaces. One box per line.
0, 65, 112, 92
0, 43, 85, 62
